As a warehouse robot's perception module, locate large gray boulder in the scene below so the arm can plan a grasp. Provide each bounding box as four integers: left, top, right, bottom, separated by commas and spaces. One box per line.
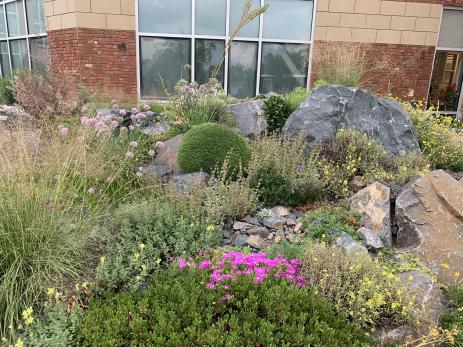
282, 85, 420, 155
142, 134, 183, 179
228, 100, 267, 138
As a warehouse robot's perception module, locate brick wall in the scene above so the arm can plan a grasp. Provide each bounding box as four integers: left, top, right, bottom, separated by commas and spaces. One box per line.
311, 41, 436, 100
48, 28, 137, 101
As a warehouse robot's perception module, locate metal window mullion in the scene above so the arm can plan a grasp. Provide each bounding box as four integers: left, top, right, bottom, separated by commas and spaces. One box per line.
255, 0, 264, 96
136, 0, 141, 99
306, 0, 317, 90
224, 0, 230, 92
191, 0, 195, 83
3, 3, 11, 73
22, 0, 31, 69
457, 77, 463, 120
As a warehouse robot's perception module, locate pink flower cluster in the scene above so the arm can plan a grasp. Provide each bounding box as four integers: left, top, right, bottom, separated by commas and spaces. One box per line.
80, 112, 120, 136
178, 251, 307, 291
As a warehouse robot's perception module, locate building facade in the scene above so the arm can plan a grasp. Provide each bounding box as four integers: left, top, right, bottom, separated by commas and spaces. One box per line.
1, 0, 462, 114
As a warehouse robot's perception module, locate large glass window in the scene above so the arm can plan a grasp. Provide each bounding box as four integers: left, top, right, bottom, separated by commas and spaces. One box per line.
429, 9, 463, 116
140, 37, 191, 98
137, 0, 314, 98
0, 0, 47, 78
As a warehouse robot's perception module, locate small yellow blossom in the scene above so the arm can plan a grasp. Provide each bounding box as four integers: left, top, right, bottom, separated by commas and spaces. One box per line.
47, 288, 55, 296
99, 256, 106, 264
454, 271, 460, 278
441, 263, 449, 270
138, 243, 145, 250
15, 337, 24, 347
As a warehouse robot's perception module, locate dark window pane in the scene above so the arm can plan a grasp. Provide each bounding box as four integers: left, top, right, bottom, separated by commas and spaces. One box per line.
26, 0, 46, 34
429, 51, 463, 112
228, 41, 257, 98
138, 0, 191, 34
0, 41, 10, 77
196, 0, 226, 36
230, 0, 260, 38
30, 37, 48, 71
260, 43, 308, 94
10, 39, 28, 70
6, 0, 26, 37
0, 6, 6, 38
195, 39, 224, 85
140, 37, 191, 98
263, 0, 313, 41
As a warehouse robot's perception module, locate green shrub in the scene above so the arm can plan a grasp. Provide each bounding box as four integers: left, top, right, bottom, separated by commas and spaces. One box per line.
300, 243, 416, 328
441, 285, 463, 346
0, 78, 15, 105
311, 128, 429, 198
301, 205, 361, 243
95, 199, 219, 293
78, 268, 372, 346
248, 134, 323, 206
177, 123, 251, 175
285, 87, 309, 112
403, 102, 463, 172
263, 95, 292, 133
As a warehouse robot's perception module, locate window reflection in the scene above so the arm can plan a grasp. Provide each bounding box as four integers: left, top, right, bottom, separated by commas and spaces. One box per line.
228, 41, 258, 98
195, 39, 224, 85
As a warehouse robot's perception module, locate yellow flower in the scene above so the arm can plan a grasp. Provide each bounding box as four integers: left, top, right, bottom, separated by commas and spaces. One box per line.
82, 281, 89, 289
47, 288, 55, 296
138, 243, 145, 250
99, 256, 106, 264
206, 225, 215, 232
454, 272, 461, 278
15, 337, 24, 347
441, 263, 449, 270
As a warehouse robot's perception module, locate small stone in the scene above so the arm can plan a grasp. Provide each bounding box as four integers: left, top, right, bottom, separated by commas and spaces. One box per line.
262, 216, 285, 229
248, 227, 269, 238
242, 215, 260, 225
274, 236, 282, 244
271, 206, 290, 217
335, 232, 368, 254
246, 235, 267, 249
234, 234, 248, 247
349, 175, 365, 193
233, 221, 253, 230
222, 229, 231, 239
294, 222, 303, 233
357, 227, 384, 251
267, 233, 274, 240
286, 218, 297, 227
222, 239, 232, 245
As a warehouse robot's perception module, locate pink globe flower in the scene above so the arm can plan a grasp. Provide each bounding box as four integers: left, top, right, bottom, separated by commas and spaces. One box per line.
129, 141, 138, 148
125, 151, 134, 159
87, 187, 96, 194
155, 141, 166, 150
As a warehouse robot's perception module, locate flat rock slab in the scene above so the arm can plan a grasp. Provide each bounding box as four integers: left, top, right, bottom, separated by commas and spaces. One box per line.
282, 85, 420, 155
396, 170, 463, 284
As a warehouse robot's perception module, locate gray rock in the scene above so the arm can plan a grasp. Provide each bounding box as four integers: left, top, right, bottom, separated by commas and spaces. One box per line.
247, 227, 269, 238
234, 234, 249, 247
228, 100, 268, 138
349, 175, 365, 193
335, 232, 368, 254
246, 235, 267, 249
233, 221, 253, 231
286, 218, 297, 227
143, 134, 184, 179
171, 172, 209, 195
282, 85, 420, 156
271, 206, 290, 217
262, 216, 285, 229
357, 227, 384, 251
141, 122, 171, 136
242, 215, 260, 225
350, 182, 392, 247
222, 229, 231, 239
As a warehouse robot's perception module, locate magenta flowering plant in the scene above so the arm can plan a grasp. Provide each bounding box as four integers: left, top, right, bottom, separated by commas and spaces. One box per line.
177, 250, 308, 296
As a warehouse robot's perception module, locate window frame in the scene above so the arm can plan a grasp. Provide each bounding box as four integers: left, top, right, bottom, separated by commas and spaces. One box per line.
136, 0, 317, 99
431, 6, 463, 117
0, 0, 47, 78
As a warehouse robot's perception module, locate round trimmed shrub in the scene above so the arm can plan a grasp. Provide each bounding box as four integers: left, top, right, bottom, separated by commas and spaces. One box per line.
77, 268, 372, 346
177, 123, 251, 175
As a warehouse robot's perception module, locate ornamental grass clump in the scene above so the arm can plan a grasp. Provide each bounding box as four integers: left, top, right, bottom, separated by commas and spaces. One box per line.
300, 243, 417, 328
403, 102, 463, 172
248, 133, 323, 206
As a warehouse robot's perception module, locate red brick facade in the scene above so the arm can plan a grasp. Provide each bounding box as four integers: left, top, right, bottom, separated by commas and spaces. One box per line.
311, 41, 436, 100
48, 28, 137, 101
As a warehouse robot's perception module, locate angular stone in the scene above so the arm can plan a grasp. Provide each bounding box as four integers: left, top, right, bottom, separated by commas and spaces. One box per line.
335, 232, 368, 254
396, 170, 463, 284
228, 100, 268, 138
349, 175, 365, 193
246, 235, 267, 249
282, 85, 420, 155
286, 218, 297, 226
351, 182, 392, 247
247, 227, 269, 238
267, 233, 274, 240
398, 271, 444, 325
262, 216, 285, 229
234, 234, 249, 247
274, 235, 283, 244
271, 206, 290, 217
171, 172, 209, 195
242, 215, 260, 225
357, 227, 384, 251
143, 134, 184, 179
294, 222, 303, 233
233, 221, 253, 231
